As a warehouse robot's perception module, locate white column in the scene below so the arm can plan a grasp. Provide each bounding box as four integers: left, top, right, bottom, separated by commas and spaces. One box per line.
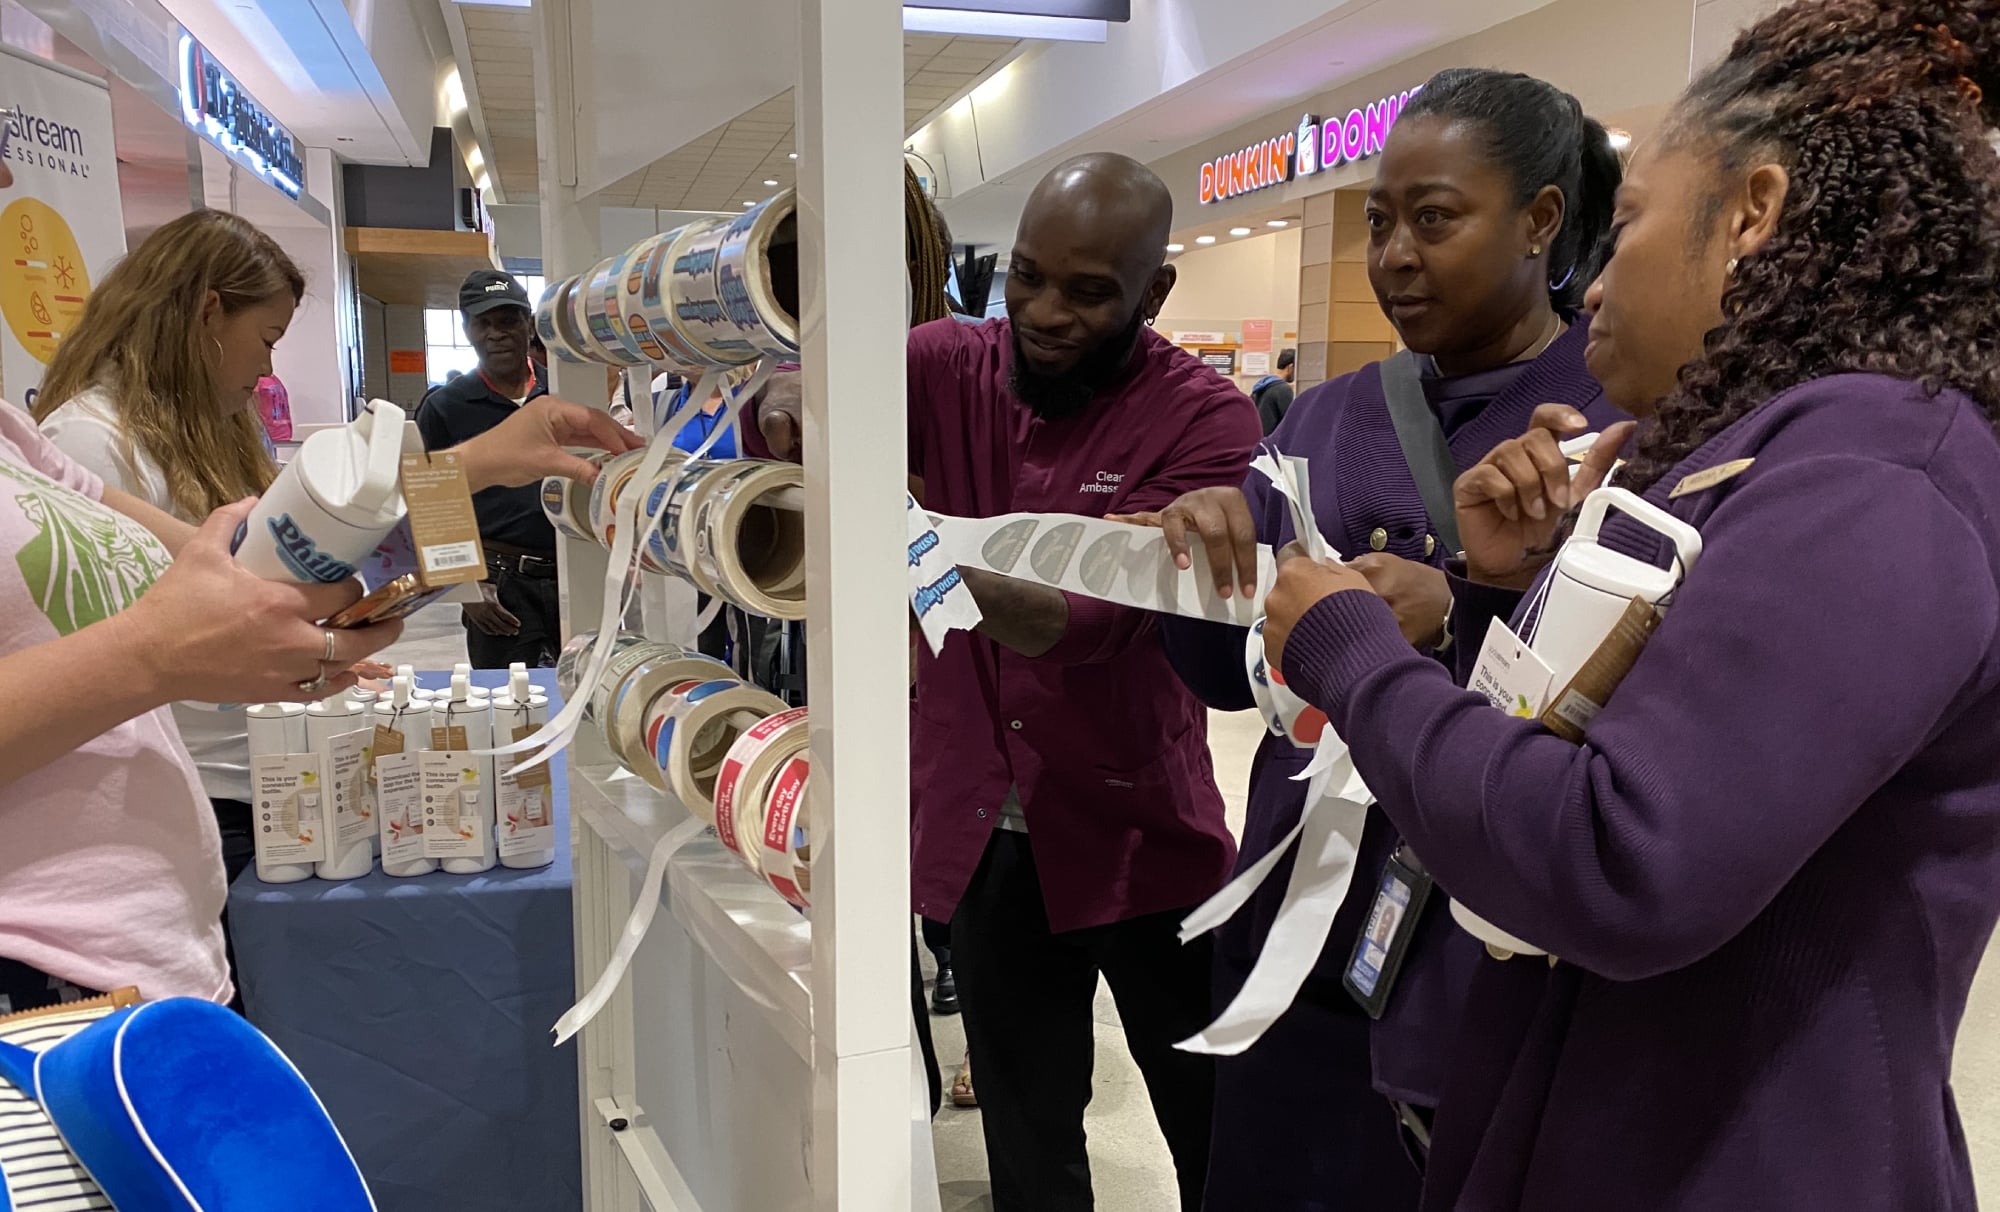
797, 0, 915, 1205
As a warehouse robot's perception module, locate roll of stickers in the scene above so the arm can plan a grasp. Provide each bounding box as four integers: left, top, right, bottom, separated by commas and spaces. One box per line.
692, 459, 807, 620
1246, 619, 1329, 746
713, 189, 800, 358
666, 460, 747, 596
710, 706, 808, 869
667, 218, 763, 367
644, 679, 786, 822
625, 230, 713, 371
591, 249, 653, 366
543, 451, 611, 543
757, 752, 811, 908
551, 276, 597, 367
535, 279, 589, 363
928, 509, 1273, 628
636, 457, 698, 575
644, 457, 719, 581
604, 652, 733, 789
579, 256, 649, 367
589, 637, 691, 728
555, 631, 652, 712
588, 450, 652, 550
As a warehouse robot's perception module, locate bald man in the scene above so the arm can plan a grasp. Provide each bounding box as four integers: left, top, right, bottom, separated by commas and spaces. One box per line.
755, 153, 1257, 1209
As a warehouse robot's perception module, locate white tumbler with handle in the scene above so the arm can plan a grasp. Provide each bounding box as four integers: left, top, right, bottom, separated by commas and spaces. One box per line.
232, 400, 407, 584
309, 689, 374, 881
246, 703, 312, 883
440, 673, 497, 874
375, 676, 438, 877
494, 663, 555, 870
1452, 486, 1704, 958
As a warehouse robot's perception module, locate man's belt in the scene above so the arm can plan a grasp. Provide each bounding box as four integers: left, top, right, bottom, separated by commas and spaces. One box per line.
484, 540, 559, 579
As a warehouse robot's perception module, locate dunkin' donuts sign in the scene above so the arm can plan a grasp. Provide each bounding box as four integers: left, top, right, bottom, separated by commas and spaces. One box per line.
1198, 85, 1424, 205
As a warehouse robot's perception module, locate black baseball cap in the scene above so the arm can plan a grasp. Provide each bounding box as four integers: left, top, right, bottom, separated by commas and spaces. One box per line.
460, 269, 531, 317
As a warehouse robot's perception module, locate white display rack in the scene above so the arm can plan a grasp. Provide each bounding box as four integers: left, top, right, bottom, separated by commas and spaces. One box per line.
530, 0, 916, 1208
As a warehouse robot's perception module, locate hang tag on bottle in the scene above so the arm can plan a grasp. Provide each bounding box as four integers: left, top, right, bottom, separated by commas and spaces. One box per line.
375, 750, 425, 866
400, 451, 486, 586
1469, 617, 1555, 719
373, 724, 405, 758
420, 749, 486, 859
498, 726, 555, 858
431, 724, 468, 751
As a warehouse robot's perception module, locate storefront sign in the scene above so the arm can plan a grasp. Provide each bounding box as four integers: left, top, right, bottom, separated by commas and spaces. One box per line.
1199, 85, 1423, 205
0, 45, 125, 407
1173, 330, 1227, 345
177, 31, 303, 200
1198, 348, 1237, 374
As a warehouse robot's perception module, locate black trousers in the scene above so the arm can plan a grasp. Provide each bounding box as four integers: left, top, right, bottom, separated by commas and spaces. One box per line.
464, 566, 562, 669
951, 829, 1216, 1211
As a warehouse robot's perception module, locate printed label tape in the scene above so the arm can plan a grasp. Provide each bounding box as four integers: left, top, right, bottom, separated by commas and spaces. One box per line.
644, 678, 788, 822
712, 705, 808, 869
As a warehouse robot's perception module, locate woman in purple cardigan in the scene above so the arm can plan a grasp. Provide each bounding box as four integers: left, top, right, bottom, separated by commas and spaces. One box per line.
1145, 70, 1625, 1209
1250, 0, 2000, 1206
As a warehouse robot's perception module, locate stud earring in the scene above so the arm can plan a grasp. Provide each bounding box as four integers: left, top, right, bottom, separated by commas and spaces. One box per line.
1725, 257, 1741, 277
1529, 244, 1542, 257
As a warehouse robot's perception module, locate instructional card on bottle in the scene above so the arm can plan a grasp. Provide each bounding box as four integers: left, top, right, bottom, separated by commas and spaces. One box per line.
251, 753, 328, 864
375, 750, 425, 867
327, 727, 377, 849
421, 749, 489, 859
498, 724, 555, 859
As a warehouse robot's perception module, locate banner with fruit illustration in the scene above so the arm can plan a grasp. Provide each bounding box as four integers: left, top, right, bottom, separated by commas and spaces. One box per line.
0, 46, 125, 409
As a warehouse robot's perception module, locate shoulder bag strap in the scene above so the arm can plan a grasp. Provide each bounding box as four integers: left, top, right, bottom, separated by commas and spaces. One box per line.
1379, 351, 1462, 557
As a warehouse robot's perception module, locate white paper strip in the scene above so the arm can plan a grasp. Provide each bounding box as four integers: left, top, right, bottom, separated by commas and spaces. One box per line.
552, 817, 708, 1044
907, 494, 982, 654
927, 510, 1274, 626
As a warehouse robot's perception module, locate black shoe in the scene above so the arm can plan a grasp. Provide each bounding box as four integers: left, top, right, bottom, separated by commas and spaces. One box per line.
932, 964, 961, 1016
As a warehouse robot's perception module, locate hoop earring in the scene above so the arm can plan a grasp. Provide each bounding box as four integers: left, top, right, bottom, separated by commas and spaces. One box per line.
1144, 315, 1156, 328
1549, 265, 1577, 293
203, 335, 223, 369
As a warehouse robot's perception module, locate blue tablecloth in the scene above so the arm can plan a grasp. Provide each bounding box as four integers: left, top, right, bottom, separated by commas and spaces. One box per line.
227, 670, 580, 1212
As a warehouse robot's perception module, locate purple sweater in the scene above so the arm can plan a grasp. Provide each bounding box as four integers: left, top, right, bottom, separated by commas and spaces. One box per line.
1284, 374, 2000, 1209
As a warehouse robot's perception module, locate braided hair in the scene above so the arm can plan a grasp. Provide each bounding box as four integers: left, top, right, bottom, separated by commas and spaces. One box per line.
904, 165, 952, 326
1399, 68, 1623, 308
1620, 0, 2000, 493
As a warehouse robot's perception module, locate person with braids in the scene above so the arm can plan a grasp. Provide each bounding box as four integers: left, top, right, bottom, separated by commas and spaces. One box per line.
1250, 1, 2000, 1206
1136, 67, 1624, 1210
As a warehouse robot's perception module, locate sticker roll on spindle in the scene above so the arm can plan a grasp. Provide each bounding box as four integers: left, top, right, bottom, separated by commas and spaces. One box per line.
592, 247, 654, 365
635, 454, 697, 575
556, 631, 654, 707
710, 706, 808, 872
542, 451, 610, 543
550, 276, 597, 366
713, 189, 801, 358
631, 224, 730, 370
620, 232, 697, 369
589, 637, 693, 729
577, 256, 649, 367
536, 279, 588, 363
643, 679, 787, 822
666, 218, 763, 367
604, 653, 734, 789
691, 459, 807, 620
587, 449, 651, 550
660, 460, 743, 595
757, 752, 812, 908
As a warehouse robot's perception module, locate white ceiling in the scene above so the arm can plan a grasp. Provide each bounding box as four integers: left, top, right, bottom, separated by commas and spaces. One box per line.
456, 15, 1017, 211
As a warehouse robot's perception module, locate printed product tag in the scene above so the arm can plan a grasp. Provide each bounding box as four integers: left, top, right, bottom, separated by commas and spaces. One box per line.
326, 726, 377, 848
1469, 617, 1556, 719
376, 750, 425, 866
1539, 597, 1661, 744
373, 724, 405, 758
400, 451, 486, 585
1342, 848, 1434, 1019
420, 749, 489, 859
250, 752, 329, 864
498, 724, 555, 859
431, 724, 469, 751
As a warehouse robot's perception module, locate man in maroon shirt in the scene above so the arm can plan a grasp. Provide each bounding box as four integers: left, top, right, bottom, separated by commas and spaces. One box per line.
758, 154, 1257, 1210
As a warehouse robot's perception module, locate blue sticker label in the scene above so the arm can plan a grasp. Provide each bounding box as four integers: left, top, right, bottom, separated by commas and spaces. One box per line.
911, 568, 964, 618
264, 513, 358, 583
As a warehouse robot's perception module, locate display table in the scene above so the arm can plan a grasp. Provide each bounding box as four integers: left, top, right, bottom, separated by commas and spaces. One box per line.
227, 670, 580, 1212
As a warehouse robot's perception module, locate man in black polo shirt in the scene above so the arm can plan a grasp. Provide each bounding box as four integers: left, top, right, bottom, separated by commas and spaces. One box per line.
416, 270, 559, 667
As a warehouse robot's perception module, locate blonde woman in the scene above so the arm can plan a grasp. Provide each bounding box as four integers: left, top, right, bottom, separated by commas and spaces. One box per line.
35, 209, 304, 886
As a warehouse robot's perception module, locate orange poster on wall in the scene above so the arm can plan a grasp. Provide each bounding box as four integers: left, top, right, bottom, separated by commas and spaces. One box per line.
1241, 319, 1273, 353
389, 350, 427, 374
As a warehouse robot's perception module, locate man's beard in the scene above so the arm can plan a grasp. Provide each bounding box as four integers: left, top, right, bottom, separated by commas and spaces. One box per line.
1008, 306, 1147, 421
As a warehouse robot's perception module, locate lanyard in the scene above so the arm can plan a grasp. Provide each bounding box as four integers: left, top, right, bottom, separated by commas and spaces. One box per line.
479, 359, 537, 403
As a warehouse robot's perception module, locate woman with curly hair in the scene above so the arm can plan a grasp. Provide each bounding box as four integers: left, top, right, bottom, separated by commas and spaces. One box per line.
1249, 0, 2000, 1206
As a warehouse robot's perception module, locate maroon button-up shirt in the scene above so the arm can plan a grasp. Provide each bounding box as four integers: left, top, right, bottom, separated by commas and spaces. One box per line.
904, 317, 1260, 930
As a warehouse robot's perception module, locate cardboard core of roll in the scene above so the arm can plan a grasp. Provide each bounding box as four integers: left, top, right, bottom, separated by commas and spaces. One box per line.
764, 211, 800, 337
736, 501, 807, 602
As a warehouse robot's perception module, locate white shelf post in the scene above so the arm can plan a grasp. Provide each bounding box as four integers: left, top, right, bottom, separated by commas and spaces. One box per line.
796, 0, 916, 1205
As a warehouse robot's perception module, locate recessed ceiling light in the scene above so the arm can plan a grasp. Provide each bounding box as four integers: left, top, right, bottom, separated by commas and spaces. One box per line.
1195, 235, 1216, 245
1607, 129, 1633, 150
1229, 227, 1252, 237
1165, 243, 1184, 253
788, 152, 799, 159
1266, 220, 1289, 228
763, 179, 778, 186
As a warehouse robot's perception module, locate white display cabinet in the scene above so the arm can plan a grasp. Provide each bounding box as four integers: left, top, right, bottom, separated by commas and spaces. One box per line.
529, 0, 916, 1208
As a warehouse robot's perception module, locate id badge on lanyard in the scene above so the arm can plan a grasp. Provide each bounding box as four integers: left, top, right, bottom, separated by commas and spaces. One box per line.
1343, 845, 1435, 1019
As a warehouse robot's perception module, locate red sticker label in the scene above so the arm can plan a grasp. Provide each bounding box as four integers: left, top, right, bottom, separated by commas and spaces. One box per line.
762, 756, 810, 854
713, 756, 746, 853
